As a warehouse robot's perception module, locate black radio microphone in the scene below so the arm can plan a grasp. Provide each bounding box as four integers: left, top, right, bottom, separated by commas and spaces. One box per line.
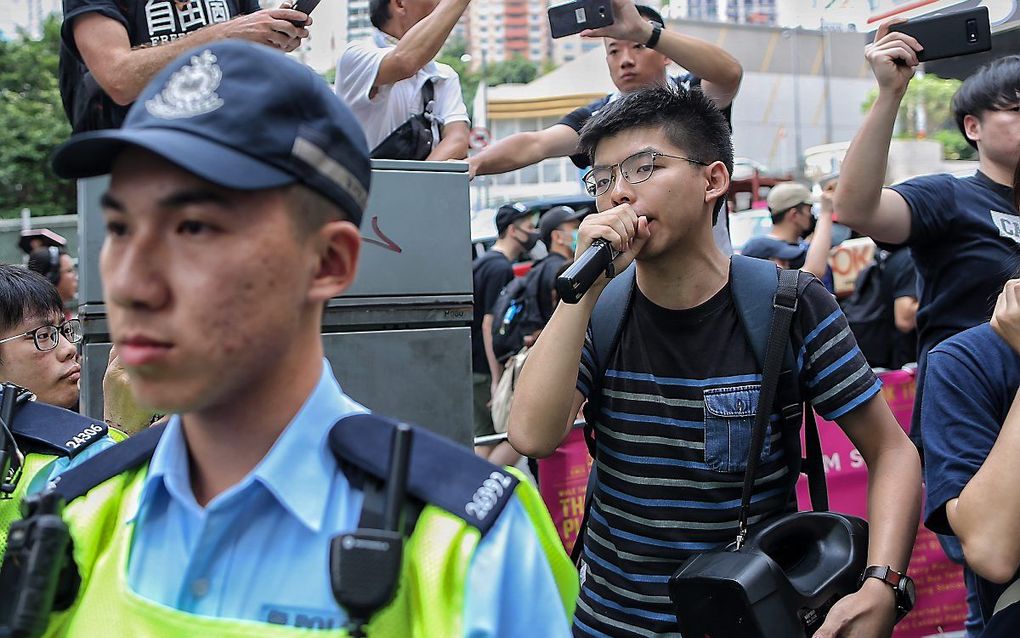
556, 239, 620, 304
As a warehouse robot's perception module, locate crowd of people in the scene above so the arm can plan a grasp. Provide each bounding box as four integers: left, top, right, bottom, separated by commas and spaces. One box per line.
0, 1, 1016, 637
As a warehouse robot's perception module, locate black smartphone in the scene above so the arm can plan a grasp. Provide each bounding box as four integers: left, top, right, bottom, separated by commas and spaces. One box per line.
888, 6, 991, 63
548, 0, 613, 39
289, 0, 321, 26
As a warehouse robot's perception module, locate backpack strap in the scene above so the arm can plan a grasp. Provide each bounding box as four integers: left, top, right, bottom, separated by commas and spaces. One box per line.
581, 263, 636, 456
329, 413, 518, 537
421, 78, 435, 116
50, 423, 167, 502
572, 264, 635, 565
731, 255, 828, 512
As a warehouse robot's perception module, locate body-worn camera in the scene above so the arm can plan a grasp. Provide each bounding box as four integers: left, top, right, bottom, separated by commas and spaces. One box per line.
0, 492, 76, 638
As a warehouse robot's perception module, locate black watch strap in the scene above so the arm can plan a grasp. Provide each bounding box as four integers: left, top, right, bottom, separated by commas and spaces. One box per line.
645, 24, 662, 49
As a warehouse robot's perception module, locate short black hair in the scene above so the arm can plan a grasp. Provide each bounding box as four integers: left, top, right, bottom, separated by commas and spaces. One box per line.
577, 85, 734, 223
0, 266, 64, 363
26, 247, 66, 282
369, 0, 391, 30
952, 55, 1020, 150
635, 4, 664, 27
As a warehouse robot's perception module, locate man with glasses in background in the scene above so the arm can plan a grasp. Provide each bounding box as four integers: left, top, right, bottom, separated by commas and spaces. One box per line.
0, 265, 114, 553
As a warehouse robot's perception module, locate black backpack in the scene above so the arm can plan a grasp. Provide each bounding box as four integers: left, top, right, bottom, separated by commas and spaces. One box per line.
490, 260, 549, 363
842, 251, 894, 369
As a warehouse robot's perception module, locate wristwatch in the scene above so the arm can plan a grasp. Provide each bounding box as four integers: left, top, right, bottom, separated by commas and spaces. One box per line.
860, 565, 916, 623
645, 24, 662, 49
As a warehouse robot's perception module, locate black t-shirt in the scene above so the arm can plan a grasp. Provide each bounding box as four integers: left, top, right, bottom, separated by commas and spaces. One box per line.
884, 248, 918, 369
558, 74, 732, 169
58, 0, 259, 131
890, 171, 1017, 358
534, 252, 567, 324
573, 274, 880, 636
471, 250, 513, 374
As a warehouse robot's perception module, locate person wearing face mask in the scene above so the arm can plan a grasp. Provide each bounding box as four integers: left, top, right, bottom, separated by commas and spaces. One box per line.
535, 206, 588, 324
741, 181, 835, 293
472, 202, 539, 464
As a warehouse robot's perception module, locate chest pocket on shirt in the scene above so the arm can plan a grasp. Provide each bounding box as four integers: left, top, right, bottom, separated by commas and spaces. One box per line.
703, 384, 768, 473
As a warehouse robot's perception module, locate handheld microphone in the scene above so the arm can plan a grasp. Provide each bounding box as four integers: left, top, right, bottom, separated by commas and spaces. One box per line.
556, 239, 619, 304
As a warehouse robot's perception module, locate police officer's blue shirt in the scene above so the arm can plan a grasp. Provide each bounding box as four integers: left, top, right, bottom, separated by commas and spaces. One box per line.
28, 434, 118, 495
126, 360, 570, 635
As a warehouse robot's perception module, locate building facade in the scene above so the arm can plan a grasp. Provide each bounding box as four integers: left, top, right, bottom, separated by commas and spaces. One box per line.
466, 0, 551, 68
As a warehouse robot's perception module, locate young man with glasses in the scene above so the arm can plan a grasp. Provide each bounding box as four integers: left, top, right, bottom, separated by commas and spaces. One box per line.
0, 265, 114, 553
0, 266, 84, 411
509, 85, 922, 637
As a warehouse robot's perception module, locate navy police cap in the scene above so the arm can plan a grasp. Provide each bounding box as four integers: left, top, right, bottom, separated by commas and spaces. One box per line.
52, 40, 372, 227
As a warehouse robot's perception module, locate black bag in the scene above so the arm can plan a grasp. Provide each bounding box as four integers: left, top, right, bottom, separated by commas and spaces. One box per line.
842, 251, 894, 369
370, 80, 437, 161
668, 268, 869, 638
490, 261, 548, 363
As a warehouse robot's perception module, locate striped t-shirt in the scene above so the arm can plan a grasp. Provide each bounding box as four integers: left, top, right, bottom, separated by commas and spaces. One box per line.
573, 274, 880, 638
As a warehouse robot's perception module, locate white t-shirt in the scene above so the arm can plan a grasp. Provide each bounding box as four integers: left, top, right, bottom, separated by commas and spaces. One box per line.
336, 30, 470, 152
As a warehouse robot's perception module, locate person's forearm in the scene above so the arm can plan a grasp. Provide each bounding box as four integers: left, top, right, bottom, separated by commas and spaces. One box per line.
834, 91, 903, 229
472, 131, 557, 176
482, 314, 503, 381
427, 124, 468, 161
94, 22, 231, 104
389, 0, 469, 78
508, 297, 595, 458
949, 387, 1020, 582
863, 437, 921, 574
652, 27, 742, 103
802, 214, 833, 279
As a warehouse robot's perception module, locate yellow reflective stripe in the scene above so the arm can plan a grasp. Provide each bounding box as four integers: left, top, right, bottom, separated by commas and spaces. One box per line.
504, 466, 580, 617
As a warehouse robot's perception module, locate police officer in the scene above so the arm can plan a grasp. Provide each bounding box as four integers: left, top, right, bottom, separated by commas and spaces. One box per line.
1, 40, 576, 636
0, 265, 116, 556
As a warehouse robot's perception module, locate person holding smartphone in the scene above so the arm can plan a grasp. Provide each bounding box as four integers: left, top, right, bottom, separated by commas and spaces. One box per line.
468, 0, 741, 250
59, 0, 311, 133
835, 23, 1019, 458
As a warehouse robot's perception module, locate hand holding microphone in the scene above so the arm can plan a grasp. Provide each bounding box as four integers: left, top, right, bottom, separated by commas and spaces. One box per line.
557, 204, 649, 304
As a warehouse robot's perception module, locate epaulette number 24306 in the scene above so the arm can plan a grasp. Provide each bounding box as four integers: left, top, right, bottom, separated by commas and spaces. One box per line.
465, 472, 513, 521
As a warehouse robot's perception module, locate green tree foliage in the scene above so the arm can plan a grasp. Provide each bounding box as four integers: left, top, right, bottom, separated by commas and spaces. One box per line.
862, 74, 977, 161
0, 15, 75, 218
438, 38, 542, 119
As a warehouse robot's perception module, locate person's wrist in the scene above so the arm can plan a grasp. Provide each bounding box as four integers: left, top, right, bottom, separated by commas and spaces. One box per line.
859, 572, 898, 609
631, 20, 654, 46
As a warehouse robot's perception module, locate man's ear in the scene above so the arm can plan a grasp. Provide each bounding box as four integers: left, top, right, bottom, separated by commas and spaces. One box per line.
704, 161, 730, 209
963, 113, 982, 144
308, 220, 361, 304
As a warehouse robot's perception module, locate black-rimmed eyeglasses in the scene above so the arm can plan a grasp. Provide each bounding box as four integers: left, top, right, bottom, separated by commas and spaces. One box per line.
0, 319, 82, 353
583, 150, 709, 198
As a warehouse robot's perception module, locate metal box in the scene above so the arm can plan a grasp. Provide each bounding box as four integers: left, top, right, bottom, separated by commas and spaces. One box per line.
78, 160, 473, 445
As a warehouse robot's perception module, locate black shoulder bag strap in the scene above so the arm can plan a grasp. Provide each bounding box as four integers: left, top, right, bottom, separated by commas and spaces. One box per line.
736, 268, 799, 548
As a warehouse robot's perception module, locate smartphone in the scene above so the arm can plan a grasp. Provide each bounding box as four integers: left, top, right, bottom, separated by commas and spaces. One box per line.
289, 0, 321, 26
548, 0, 613, 39
888, 7, 991, 63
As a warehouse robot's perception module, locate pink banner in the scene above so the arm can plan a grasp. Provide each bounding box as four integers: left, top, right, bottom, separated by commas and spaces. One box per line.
797, 369, 967, 637
537, 427, 593, 555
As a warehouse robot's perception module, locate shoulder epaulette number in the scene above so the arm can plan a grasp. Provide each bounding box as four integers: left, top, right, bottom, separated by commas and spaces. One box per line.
11, 401, 108, 459
329, 414, 519, 536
